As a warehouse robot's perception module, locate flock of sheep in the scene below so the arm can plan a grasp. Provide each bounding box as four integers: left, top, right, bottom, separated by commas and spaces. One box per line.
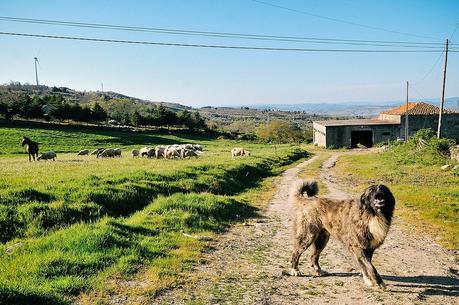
133, 144, 203, 159
33, 145, 251, 161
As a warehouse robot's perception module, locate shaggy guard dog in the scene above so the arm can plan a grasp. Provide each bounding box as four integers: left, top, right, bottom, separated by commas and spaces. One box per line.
289, 180, 395, 289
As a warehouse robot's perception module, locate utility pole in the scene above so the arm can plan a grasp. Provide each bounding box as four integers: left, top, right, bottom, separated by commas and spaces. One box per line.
437, 39, 448, 138
34, 57, 39, 86
405, 81, 409, 142
101, 82, 104, 92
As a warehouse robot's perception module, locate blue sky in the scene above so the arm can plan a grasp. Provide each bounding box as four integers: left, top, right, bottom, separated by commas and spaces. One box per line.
0, 0, 458, 106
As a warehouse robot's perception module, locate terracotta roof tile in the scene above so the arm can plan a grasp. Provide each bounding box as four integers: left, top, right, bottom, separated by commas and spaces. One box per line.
381, 102, 455, 115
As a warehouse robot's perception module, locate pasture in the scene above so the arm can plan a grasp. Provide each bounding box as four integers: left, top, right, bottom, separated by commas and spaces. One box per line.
0, 121, 308, 304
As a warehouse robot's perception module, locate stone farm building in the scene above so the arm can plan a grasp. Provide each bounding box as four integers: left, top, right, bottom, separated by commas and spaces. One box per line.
313, 102, 459, 148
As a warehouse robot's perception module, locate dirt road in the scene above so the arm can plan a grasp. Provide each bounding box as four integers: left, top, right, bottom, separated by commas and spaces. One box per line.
153, 153, 459, 305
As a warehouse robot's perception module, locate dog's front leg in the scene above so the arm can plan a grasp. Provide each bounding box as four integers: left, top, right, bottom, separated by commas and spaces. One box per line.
352, 250, 386, 290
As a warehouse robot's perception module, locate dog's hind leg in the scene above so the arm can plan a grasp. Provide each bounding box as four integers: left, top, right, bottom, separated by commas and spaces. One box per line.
310, 230, 330, 276
290, 232, 316, 276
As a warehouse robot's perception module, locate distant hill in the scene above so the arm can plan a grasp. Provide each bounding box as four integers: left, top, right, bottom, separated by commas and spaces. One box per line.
246, 97, 459, 117
0, 82, 191, 112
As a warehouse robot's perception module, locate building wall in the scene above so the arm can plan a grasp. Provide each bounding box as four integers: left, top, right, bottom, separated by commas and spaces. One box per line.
313, 123, 400, 148
313, 113, 459, 148
327, 125, 400, 147
378, 114, 401, 123
312, 122, 327, 147
399, 113, 459, 140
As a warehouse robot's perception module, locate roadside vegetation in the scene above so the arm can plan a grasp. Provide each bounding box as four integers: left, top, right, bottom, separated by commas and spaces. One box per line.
0, 122, 308, 304
333, 129, 459, 251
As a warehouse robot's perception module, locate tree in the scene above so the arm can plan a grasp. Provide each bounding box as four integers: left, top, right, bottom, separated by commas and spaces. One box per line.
177, 110, 192, 129
91, 102, 107, 122
151, 104, 178, 127
0, 101, 8, 118
256, 120, 305, 145
190, 111, 206, 130
130, 110, 143, 126
78, 106, 93, 123
22, 95, 45, 119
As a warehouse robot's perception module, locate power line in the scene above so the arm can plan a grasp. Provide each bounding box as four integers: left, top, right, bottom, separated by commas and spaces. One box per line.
413, 21, 459, 84
250, 0, 439, 40
2, 31, 459, 53
0, 16, 452, 48
450, 21, 459, 41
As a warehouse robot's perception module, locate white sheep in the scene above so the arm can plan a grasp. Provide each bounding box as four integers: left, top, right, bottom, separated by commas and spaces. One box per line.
181, 149, 199, 158
165, 147, 181, 159
77, 149, 90, 156
231, 147, 251, 159
37, 151, 57, 161
193, 144, 203, 151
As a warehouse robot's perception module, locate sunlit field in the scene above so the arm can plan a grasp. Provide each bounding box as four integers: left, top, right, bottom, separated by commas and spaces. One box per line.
0, 121, 308, 304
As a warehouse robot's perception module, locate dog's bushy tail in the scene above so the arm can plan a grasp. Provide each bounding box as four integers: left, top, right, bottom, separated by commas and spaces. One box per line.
290, 179, 319, 200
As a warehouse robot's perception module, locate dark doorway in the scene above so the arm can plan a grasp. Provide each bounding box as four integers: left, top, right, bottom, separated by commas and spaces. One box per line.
351, 130, 373, 148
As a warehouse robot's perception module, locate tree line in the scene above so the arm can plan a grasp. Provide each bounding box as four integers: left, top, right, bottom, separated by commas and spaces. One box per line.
0, 91, 206, 130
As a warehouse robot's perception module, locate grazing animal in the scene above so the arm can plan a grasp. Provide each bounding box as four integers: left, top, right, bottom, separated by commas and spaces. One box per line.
21, 136, 39, 161
90, 148, 105, 156
165, 147, 181, 159
289, 180, 395, 289
181, 149, 199, 158
140, 147, 154, 158
97, 149, 115, 158
113, 148, 122, 157
193, 144, 203, 151
155, 145, 166, 159
131, 149, 140, 158
77, 149, 90, 156
37, 151, 57, 161
231, 147, 250, 159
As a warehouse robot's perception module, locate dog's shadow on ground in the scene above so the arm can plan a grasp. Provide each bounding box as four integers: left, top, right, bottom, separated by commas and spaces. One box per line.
286, 271, 459, 297
331, 272, 459, 297
383, 274, 459, 297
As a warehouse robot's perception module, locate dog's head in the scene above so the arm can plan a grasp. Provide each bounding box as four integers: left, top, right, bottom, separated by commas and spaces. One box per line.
360, 185, 395, 219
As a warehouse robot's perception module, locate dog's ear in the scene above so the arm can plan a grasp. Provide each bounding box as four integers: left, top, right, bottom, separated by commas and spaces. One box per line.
381, 185, 396, 207
360, 185, 377, 209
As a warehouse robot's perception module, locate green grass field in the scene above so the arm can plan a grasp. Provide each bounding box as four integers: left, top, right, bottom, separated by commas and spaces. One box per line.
0, 120, 308, 304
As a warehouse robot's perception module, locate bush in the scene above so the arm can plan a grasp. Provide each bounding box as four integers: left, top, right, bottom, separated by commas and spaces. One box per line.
388, 129, 455, 165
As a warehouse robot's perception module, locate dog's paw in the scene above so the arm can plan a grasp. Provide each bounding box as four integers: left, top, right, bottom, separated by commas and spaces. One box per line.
314, 269, 328, 277
363, 275, 373, 287
289, 268, 302, 276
